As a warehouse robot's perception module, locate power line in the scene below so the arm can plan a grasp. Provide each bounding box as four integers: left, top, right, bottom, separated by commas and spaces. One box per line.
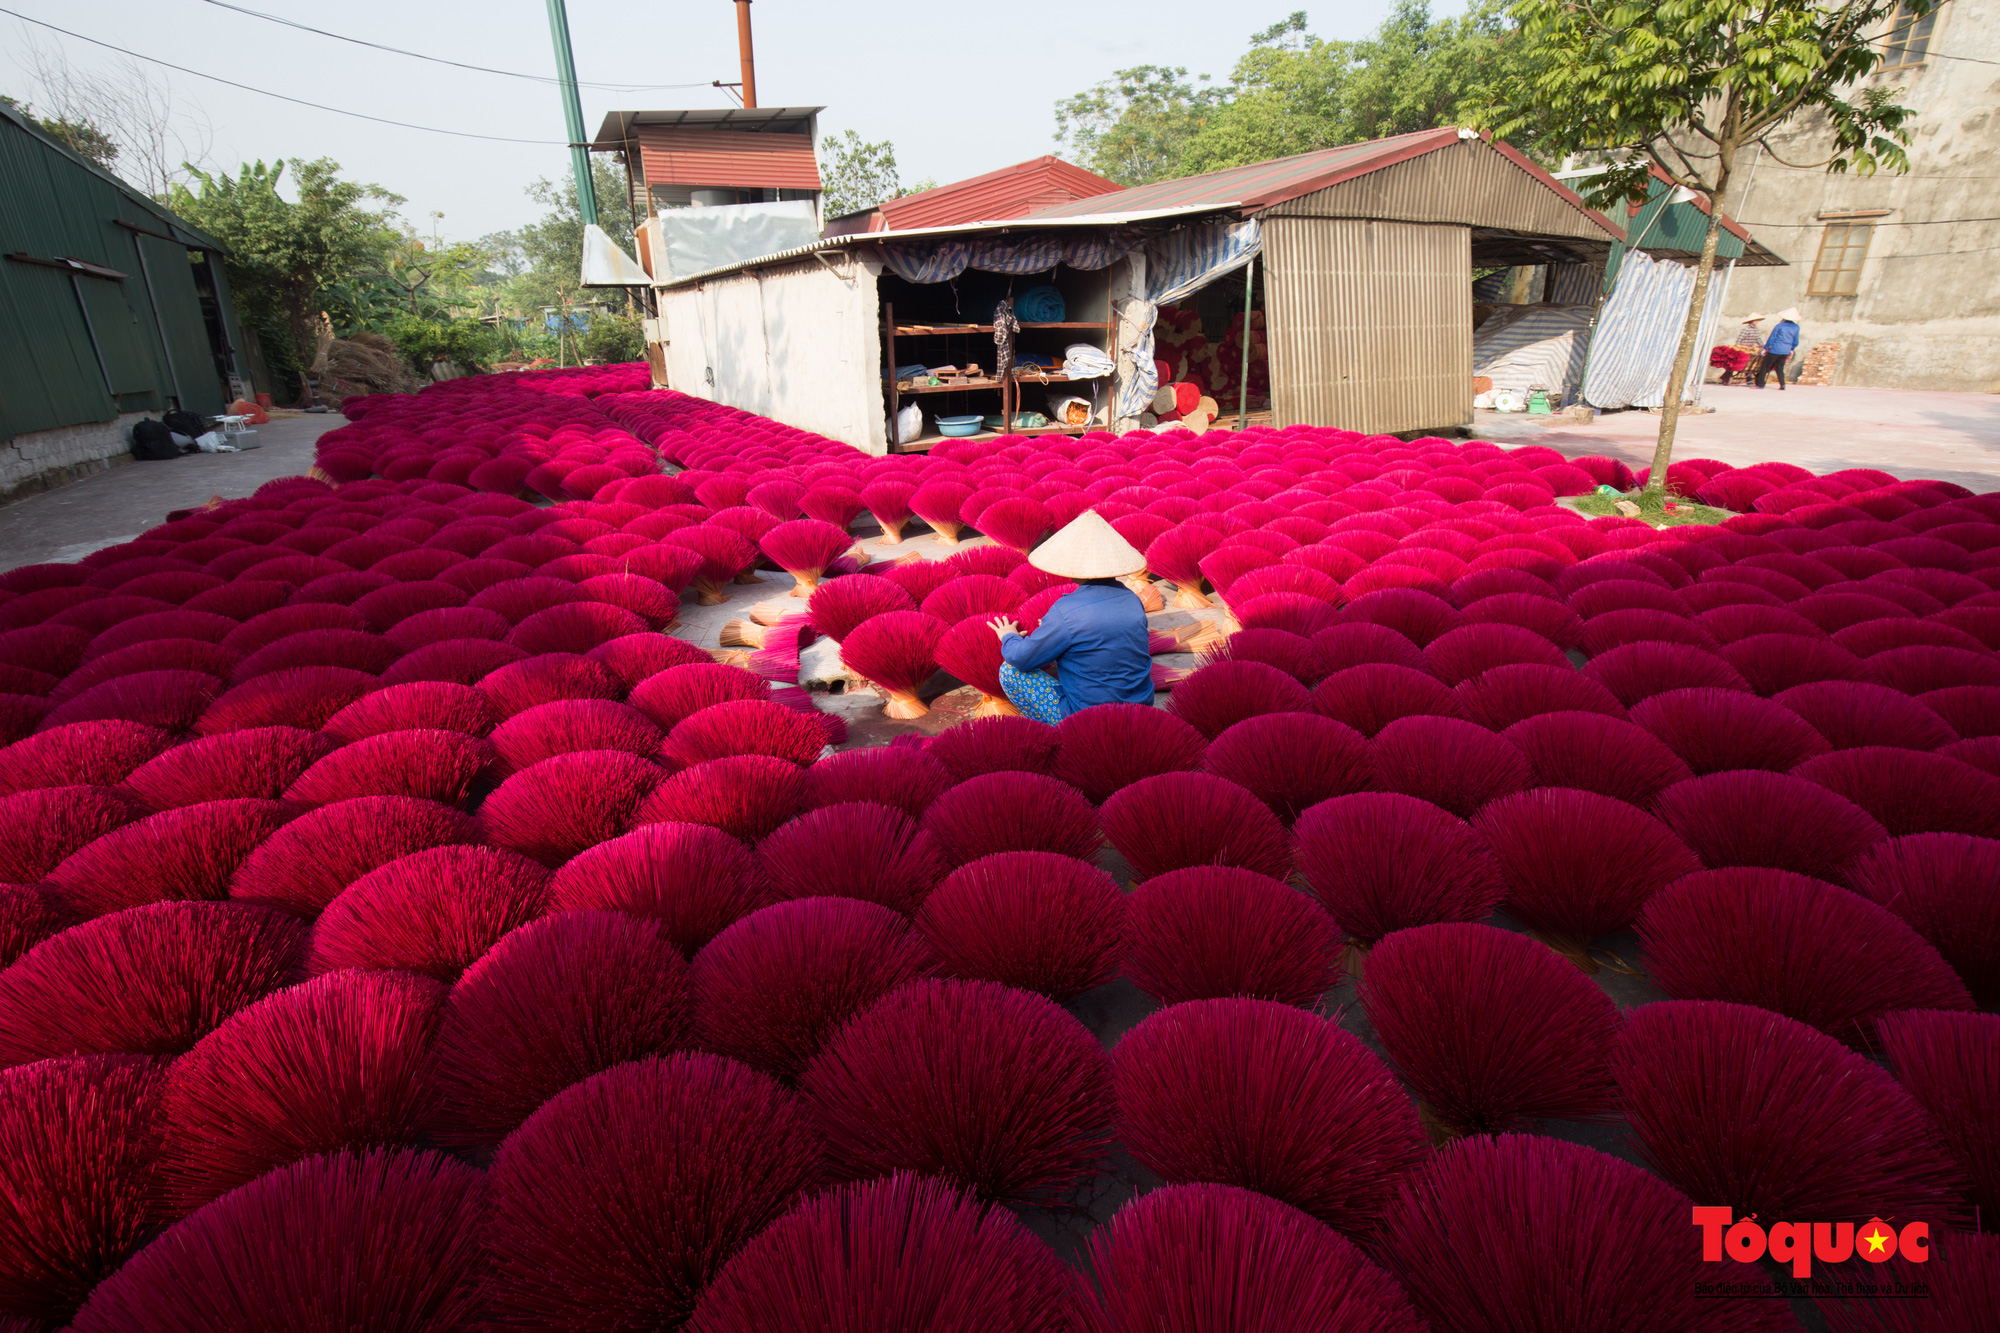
195, 0, 715, 92
2, 7, 570, 145
1737, 216, 2000, 226
1883, 243, 2000, 257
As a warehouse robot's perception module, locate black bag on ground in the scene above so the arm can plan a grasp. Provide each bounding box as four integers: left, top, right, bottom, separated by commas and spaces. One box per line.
161, 409, 207, 440
130, 419, 181, 461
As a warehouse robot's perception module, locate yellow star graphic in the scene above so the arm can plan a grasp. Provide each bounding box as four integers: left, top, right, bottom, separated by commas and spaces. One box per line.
1862, 1227, 1891, 1255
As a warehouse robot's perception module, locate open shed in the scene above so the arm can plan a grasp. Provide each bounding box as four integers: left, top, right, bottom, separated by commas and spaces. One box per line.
649, 128, 1628, 452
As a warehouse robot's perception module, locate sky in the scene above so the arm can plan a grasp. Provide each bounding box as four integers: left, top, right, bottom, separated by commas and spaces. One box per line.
1, 0, 1444, 243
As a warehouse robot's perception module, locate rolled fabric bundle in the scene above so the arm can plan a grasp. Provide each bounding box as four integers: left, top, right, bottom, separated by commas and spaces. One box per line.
1063, 343, 1113, 378
1014, 285, 1066, 322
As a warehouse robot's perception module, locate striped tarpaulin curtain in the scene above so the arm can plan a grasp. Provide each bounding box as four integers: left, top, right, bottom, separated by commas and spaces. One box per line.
1472, 304, 1595, 401
876, 234, 1137, 284
1582, 253, 1734, 410
1113, 219, 1264, 424
1545, 263, 1601, 304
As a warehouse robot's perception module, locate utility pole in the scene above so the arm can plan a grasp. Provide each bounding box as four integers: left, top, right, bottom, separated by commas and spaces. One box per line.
545, 0, 597, 225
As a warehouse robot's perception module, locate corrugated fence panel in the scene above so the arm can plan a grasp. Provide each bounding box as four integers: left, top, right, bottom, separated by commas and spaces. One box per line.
1261, 140, 1612, 244
1265, 217, 1471, 435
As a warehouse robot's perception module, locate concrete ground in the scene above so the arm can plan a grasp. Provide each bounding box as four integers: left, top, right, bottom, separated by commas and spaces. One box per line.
0, 412, 342, 572
1476, 382, 2000, 493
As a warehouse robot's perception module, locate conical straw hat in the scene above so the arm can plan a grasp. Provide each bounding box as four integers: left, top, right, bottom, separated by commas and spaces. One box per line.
1028, 509, 1147, 580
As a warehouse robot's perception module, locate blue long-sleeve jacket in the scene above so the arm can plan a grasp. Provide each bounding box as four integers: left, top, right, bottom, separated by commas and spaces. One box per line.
999, 584, 1154, 710
1764, 321, 1800, 356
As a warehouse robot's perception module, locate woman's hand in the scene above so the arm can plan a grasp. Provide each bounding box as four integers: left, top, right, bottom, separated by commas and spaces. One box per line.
989, 616, 1021, 642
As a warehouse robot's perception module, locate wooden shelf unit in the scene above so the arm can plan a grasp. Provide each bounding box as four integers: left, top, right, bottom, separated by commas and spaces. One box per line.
890, 421, 1095, 453
893, 369, 1086, 395
883, 297, 1114, 444
891, 321, 1108, 335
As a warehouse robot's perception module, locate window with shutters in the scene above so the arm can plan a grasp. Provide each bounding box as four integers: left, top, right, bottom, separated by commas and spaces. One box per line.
1808, 222, 1874, 296
1881, 1, 1937, 67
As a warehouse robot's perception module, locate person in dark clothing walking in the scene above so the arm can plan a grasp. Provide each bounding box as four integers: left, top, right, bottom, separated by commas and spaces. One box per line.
1755, 308, 1801, 389
989, 511, 1153, 724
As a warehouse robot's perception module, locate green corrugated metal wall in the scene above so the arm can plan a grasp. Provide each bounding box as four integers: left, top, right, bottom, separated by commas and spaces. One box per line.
0, 103, 241, 442
1600, 179, 1748, 291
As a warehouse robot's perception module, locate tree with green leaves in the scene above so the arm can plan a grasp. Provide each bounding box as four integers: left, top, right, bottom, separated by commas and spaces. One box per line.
1053, 66, 1227, 185
2, 94, 118, 169
1340, 1, 1534, 147
1174, 15, 1349, 175
819, 130, 935, 219
166, 158, 401, 373
512, 160, 636, 318
1474, 0, 1931, 496
1055, 4, 1531, 184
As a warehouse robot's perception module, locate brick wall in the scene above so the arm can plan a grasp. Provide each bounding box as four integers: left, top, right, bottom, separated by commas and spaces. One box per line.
1794, 341, 1841, 387
0, 414, 146, 503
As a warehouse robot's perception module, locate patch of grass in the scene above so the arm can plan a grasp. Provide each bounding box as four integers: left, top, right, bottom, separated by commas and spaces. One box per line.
1562, 488, 1733, 528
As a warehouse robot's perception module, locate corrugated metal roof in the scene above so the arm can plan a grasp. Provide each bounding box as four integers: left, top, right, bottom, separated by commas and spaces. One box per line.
652, 132, 1632, 290
653, 205, 1227, 289
1261, 138, 1625, 251
876, 156, 1125, 231
592, 106, 823, 149
0, 102, 226, 251
1025, 128, 1624, 243
1026, 128, 1461, 217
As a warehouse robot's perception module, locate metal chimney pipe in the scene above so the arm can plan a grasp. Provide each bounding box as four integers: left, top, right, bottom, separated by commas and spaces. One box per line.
734, 0, 758, 109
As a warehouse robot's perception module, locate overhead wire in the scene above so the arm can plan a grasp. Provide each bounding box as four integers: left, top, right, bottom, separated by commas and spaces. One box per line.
1, 6, 573, 145
194, 0, 716, 91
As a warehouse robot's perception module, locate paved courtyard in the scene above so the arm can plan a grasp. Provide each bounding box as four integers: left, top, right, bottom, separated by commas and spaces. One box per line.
1476, 383, 2000, 493
0, 414, 342, 572
4, 385, 1996, 577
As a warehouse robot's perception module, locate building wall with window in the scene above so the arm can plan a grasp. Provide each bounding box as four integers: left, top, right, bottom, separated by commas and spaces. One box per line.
1715, 0, 1999, 392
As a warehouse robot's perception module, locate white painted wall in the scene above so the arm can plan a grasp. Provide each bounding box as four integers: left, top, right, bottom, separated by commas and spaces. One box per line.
1713, 0, 2000, 392
657, 256, 890, 453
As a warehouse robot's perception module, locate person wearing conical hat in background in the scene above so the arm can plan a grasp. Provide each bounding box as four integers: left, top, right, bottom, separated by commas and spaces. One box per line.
1754, 309, 1802, 390
1716, 313, 1765, 385
988, 511, 1154, 724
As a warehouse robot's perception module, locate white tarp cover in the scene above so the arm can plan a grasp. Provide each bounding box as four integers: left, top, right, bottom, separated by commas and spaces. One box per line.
654, 200, 822, 282
1473, 303, 1594, 402
1582, 252, 1734, 409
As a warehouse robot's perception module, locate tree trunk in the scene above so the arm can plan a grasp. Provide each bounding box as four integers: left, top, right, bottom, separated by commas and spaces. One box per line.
1643, 158, 1734, 498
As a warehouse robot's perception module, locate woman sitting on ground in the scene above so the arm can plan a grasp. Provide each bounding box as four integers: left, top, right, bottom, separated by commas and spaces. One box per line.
988, 511, 1154, 724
